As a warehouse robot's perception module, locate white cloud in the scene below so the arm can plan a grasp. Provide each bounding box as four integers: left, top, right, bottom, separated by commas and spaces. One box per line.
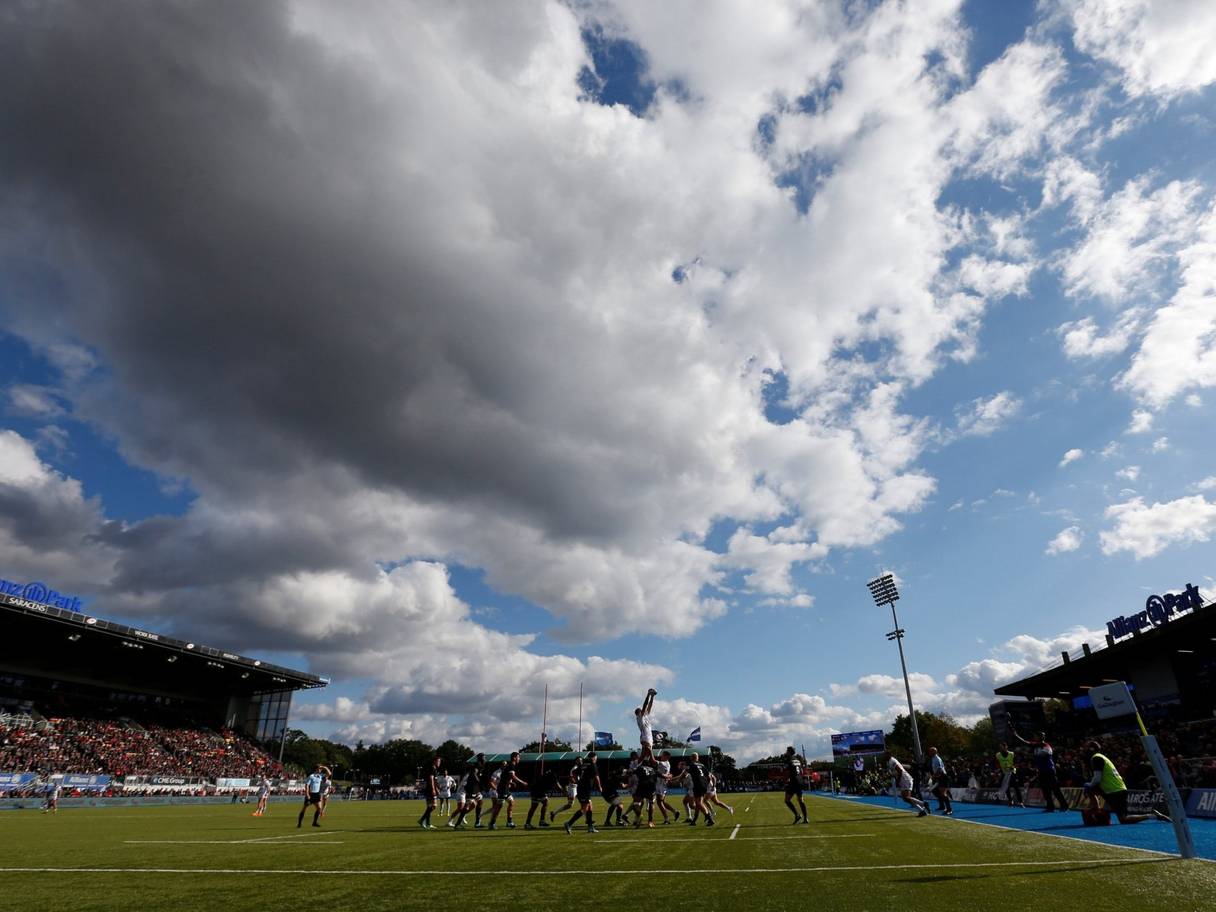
1045, 525, 1083, 555
1067, 0, 1216, 98
954, 391, 1022, 438
1058, 176, 1202, 304
1126, 409, 1154, 434
1100, 441, 1121, 459
1194, 477, 1216, 492
1151, 436, 1169, 453
829, 625, 1109, 723
1120, 204, 1216, 408
1116, 465, 1140, 481
1059, 448, 1084, 467
1186, 394, 1203, 408
1100, 495, 1216, 559
1058, 309, 1144, 359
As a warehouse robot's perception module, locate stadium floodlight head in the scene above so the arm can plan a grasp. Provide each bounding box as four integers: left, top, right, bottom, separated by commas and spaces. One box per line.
867, 573, 899, 607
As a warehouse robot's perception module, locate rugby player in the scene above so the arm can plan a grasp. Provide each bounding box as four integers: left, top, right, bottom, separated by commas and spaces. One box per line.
524, 766, 559, 829
927, 747, 953, 815
882, 750, 929, 817
252, 777, 270, 817
418, 755, 442, 829
298, 764, 328, 828
549, 766, 579, 823
564, 752, 601, 835
635, 687, 658, 762
683, 752, 715, 826
624, 760, 659, 828
705, 770, 734, 816
437, 769, 453, 816
1010, 726, 1071, 812
782, 746, 809, 824
487, 752, 527, 830
449, 756, 485, 829
654, 750, 680, 823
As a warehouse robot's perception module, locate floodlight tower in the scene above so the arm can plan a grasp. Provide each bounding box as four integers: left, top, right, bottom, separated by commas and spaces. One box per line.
867, 573, 923, 763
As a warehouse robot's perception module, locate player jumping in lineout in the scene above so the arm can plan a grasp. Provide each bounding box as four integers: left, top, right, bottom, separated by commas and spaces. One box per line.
635, 687, 657, 762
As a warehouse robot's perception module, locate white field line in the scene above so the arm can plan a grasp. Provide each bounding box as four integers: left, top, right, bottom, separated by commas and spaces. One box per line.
123, 840, 344, 846
808, 794, 1213, 864
242, 831, 339, 843
729, 841, 875, 846
0, 859, 1151, 877
729, 825, 740, 840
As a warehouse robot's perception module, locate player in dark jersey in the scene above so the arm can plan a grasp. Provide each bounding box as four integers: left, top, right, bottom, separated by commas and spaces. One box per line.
599, 770, 627, 827
783, 746, 809, 824
451, 754, 487, 828
418, 755, 441, 829
488, 753, 527, 830
564, 752, 601, 835
1011, 726, 1071, 813
524, 766, 559, 829
683, 753, 715, 826
624, 760, 659, 828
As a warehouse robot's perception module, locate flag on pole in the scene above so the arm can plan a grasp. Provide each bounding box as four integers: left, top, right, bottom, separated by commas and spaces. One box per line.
688, 727, 702, 742
594, 731, 614, 748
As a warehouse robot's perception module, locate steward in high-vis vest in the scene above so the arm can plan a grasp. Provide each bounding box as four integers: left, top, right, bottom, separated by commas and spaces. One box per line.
1082, 740, 1169, 825
995, 743, 1024, 807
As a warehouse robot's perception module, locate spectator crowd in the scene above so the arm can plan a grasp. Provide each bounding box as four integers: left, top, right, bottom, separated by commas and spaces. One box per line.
0, 710, 281, 780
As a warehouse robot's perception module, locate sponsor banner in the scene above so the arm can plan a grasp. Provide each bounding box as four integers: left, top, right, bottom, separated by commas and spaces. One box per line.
1126, 789, 1164, 813
1186, 789, 1216, 818
149, 776, 191, 786
56, 774, 110, 788
0, 772, 38, 788
830, 730, 886, 757
216, 778, 252, 789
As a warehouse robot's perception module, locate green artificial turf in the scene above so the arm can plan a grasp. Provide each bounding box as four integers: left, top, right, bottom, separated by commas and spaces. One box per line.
0, 793, 1212, 911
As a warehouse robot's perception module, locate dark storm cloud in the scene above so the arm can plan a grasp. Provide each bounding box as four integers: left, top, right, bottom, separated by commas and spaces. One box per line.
0, 0, 654, 551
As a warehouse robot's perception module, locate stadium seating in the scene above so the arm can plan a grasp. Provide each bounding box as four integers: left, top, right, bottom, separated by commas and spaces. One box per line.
0, 710, 281, 779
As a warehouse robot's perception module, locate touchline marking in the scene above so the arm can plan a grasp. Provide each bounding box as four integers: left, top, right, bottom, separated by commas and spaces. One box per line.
0, 860, 1148, 877
729, 825, 740, 840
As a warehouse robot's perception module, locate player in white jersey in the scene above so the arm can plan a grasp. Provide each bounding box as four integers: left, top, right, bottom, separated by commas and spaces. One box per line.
704, 771, 734, 815
882, 750, 929, 817
437, 771, 453, 815
252, 778, 271, 817
43, 781, 60, 814
549, 767, 579, 822
634, 687, 658, 762
653, 751, 680, 823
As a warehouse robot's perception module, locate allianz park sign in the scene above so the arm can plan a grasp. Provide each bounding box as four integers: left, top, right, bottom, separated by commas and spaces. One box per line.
0, 576, 83, 612
1106, 583, 1203, 640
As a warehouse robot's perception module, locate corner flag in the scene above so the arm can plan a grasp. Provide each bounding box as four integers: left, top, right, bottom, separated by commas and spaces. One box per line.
688, 727, 701, 742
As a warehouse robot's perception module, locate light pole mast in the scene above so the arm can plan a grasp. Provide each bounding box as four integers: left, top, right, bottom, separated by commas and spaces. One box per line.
867, 573, 922, 763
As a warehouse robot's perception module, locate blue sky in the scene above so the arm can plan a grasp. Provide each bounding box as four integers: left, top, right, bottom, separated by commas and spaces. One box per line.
2, 0, 1215, 761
